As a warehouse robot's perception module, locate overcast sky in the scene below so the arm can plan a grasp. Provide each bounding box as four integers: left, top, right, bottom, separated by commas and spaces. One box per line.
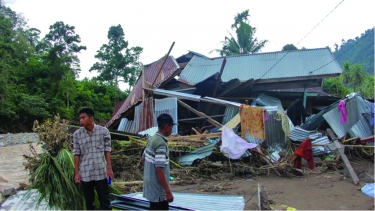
4, 0, 375, 90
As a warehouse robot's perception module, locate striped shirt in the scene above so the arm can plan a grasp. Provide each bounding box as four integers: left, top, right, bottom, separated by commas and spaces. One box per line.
142, 132, 170, 202
73, 124, 111, 182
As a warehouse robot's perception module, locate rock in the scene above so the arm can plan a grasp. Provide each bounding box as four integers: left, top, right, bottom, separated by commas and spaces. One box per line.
2, 187, 15, 197
359, 172, 374, 183
19, 182, 28, 189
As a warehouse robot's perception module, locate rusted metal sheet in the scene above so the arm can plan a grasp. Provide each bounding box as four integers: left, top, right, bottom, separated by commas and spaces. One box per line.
107, 56, 180, 127
134, 98, 154, 133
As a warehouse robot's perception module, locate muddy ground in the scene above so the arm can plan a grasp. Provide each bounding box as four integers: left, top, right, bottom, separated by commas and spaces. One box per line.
0, 143, 374, 210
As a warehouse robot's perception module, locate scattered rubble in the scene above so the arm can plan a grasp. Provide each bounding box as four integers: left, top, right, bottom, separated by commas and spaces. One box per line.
0, 133, 39, 147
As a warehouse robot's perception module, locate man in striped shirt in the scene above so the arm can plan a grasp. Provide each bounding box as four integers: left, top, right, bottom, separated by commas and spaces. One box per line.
73, 107, 114, 210
141, 113, 176, 210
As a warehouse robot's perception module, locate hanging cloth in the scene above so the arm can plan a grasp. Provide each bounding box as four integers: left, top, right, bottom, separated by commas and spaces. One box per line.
220, 126, 258, 159
338, 100, 347, 124
293, 138, 315, 170
240, 105, 266, 140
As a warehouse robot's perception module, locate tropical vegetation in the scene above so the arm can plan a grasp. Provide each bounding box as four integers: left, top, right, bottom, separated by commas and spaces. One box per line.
211, 10, 268, 56
0, 5, 140, 133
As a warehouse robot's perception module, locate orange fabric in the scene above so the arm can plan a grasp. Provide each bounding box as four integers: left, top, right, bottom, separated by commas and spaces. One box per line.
293, 138, 315, 169
240, 105, 266, 140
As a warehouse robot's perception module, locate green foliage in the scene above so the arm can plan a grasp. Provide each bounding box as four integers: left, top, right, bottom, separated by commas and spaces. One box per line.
322, 76, 351, 98
0, 6, 130, 132
333, 29, 374, 74
282, 44, 298, 51
211, 10, 268, 56
323, 62, 373, 99
90, 24, 143, 89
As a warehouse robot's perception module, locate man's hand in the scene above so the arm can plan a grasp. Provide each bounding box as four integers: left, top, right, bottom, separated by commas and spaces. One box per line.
74, 173, 81, 184
107, 167, 114, 180
166, 190, 174, 202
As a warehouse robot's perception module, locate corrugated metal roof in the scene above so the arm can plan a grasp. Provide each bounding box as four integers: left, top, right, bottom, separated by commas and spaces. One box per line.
0, 190, 53, 210
179, 48, 342, 85
289, 127, 323, 142
252, 94, 285, 114
221, 48, 341, 82
222, 106, 239, 125
348, 116, 373, 138
176, 142, 217, 166
178, 56, 224, 85
323, 95, 371, 138
154, 88, 201, 101
107, 56, 180, 127
123, 192, 245, 211
154, 97, 178, 135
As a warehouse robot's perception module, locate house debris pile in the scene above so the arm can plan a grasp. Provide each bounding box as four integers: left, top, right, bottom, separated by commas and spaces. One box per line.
106, 49, 374, 193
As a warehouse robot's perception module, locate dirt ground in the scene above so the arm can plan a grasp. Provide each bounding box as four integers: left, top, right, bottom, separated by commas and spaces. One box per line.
0, 143, 374, 210
0, 143, 43, 191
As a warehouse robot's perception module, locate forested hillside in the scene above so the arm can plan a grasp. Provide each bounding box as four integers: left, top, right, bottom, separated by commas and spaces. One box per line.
0, 6, 141, 133
333, 28, 374, 74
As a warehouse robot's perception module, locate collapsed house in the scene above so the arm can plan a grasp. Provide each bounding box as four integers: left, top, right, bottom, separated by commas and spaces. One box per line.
106, 48, 374, 177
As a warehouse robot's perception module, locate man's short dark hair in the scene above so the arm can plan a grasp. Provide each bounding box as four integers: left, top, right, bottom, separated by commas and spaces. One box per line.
157, 113, 176, 129
79, 107, 95, 117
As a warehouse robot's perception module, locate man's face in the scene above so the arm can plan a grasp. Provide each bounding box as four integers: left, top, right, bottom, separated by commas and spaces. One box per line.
79, 113, 92, 127
162, 124, 173, 136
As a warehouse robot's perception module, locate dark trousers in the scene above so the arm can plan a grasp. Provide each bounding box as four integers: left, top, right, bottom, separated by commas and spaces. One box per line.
81, 179, 111, 210
149, 199, 169, 210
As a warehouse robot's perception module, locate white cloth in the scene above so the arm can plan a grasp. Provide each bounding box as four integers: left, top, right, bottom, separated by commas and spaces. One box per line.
220, 126, 258, 159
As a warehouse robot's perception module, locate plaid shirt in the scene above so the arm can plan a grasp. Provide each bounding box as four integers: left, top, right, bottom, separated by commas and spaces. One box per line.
73, 124, 111, 182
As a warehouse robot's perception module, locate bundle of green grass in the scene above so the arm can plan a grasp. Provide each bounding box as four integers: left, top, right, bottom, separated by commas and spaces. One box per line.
23, 115, 121, 210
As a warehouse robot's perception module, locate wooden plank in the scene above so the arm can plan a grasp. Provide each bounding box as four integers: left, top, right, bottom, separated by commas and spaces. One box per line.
327, 129, 359, 185
151, 42, 175, 87
177, 100, 223, 128
178, 114, 225, 122
191, 127, 201, 135
167, 133, 221, 141
218, 113, 240, 131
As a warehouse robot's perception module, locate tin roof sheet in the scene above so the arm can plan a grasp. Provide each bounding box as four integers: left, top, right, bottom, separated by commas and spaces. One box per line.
107, 56, 180, 127
221, 48, 341, 82
179, 56, 224, 85
179, 48, 342, 85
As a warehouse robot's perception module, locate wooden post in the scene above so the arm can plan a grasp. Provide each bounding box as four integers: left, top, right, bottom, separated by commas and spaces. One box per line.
141, 65, 145, 100
327, 129, 359, 185
151, 42, 175, 87
205, 57, 226, 119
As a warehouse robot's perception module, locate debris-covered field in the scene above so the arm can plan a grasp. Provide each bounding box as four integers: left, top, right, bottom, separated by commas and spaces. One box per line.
0, 141, 374, 210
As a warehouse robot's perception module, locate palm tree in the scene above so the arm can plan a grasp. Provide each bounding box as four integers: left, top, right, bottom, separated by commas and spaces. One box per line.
211, 10, 268, 56
350, 64, 367, 92
341, 61, 352, 85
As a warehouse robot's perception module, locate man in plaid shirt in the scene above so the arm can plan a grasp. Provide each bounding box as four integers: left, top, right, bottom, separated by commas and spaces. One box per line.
73, 107, 114, 210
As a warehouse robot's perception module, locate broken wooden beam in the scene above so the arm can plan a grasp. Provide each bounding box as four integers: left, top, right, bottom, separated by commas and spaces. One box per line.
168, 133, 221, 141
327, 129, 359, 185
178, 99, 223, 128
178, 114, 225, 122
151, 42, 175, 87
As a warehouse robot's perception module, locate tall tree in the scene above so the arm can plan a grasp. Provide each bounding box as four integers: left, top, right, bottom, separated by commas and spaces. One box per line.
90, 24, 143, 90
211, 10, 268, 56
282, 44, 298, 51
38, 21, 87, 77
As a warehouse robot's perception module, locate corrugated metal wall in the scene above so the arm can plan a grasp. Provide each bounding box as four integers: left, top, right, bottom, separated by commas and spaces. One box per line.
154, 97, 178, 134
